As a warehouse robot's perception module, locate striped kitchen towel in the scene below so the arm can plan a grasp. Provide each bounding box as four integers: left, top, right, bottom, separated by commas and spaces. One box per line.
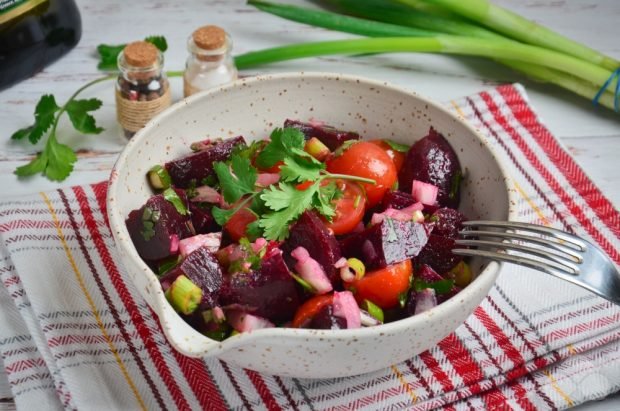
0, 84, 618, 411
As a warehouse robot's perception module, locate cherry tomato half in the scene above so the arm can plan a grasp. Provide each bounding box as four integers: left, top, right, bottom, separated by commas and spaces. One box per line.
292, 294, 334, 328
323, 179, 366, 235
326, 142, 397, 208
347, 259, 412, 309
224, 207, 256, 242
369, 139, 406, 172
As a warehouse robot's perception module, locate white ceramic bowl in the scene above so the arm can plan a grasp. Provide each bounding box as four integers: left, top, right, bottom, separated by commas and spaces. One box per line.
107, 72, 517, 378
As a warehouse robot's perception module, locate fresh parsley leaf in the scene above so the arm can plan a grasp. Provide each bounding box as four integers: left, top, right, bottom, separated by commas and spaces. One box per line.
259, 182, 318, 241
245, 220, 263, 241
65, 98, 104, 134
29, 95, 60, 144
15, 135, 77, 181
11, 126, 33, 141
256, 127, 306, 168
44, 138, 77, 181
279, 156, 322, 183
211, 206, 235, 226
384, 139, 410, 153
14, 151, 47, 177
145, 35, 168, 52
163, 188, 188, 215
96, 43, 125, 70
312, 181, 341, 221
213, 155, 257, 204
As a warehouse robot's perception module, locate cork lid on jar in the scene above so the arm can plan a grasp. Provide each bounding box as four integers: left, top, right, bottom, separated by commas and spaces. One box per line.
123, 41, 159, 67
192, 25, 227, 51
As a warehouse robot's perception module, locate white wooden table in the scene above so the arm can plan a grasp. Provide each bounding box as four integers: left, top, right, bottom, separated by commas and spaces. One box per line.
1, 0, 618, 409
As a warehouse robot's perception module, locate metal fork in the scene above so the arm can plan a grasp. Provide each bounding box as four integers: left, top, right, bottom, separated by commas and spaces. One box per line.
453, 221, 620, 305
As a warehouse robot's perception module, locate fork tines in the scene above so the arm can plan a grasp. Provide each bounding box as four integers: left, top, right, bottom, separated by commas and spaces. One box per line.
454, 220, 586, 277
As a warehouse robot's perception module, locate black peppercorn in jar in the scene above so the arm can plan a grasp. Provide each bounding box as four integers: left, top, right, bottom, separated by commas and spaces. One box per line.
116, 41, 171, 139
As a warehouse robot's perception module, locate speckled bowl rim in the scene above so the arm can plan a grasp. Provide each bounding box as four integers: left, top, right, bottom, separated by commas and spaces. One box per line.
107, 72, 519, 357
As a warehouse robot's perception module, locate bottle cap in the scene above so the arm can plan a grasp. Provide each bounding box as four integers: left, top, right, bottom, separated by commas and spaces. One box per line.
123, 41, 159, 67
192, 25, 227, 51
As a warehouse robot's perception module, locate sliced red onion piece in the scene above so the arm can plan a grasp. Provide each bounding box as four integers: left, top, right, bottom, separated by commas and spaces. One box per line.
371, 202, 425, 225
256, 173, 280, 187
412, 180, 439, 205
227, 310, 274, 333
169, 234, 180, 254
251, 237, 267, 254
334, 257, 348, 269
414, 288, 438, 315
213, 306, 226, 323
291, 246, 333, 294
360, 310, 382, 327
190, 185, 222, 203
332, 291, 361, 329
179, 232, 222, 257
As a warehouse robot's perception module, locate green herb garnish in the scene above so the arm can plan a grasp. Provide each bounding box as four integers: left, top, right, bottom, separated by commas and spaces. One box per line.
384, 139, 410, 153
414, 278, 455, 295
163, 188, 188, 215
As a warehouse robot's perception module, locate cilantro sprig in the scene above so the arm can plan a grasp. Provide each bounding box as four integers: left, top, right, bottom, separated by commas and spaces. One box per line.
212, 127, 376, 241
10, 36, 175, 182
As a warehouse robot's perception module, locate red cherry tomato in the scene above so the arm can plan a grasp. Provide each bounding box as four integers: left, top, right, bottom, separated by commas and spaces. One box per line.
292, 294, 334, 328
326, 142, 397, 208
323, 179, 366, 235
224, 207, 256, 242
369, 139, 406, 172
347, 260, 412, 309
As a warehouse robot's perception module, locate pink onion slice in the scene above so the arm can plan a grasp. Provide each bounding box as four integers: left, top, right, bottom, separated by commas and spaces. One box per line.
291, 246, 333, 294
227, 310, 274, 333
370, 202, 424, 225
179, 232, 222, 257
256, 173, 280, 187
190, 185, 222, 203
332, 291, 361, 329
169, 234, 180, 254
414, 288, 438, 315
412, 180, 438, 205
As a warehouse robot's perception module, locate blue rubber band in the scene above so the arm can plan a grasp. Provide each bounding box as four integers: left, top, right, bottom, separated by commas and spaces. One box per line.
592, 67, 620, 111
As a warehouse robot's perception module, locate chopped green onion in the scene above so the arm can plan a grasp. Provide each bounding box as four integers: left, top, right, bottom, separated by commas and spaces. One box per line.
148, 165, 171, 190
346, 257, 366, 280
449, 261, 473, 287
384, 139, 410, 153
163, 188, 188, 215
304, 137, 331, 161
404, 0, 620, 71
290, 272, 315, 293
165, 275, 202, 315
361, 299, 384, 323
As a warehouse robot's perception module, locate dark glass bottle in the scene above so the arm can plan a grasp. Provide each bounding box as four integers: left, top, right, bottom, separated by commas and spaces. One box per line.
0, 0, 82, 91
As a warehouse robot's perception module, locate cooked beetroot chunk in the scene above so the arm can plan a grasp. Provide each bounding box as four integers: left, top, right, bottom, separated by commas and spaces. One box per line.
219, 249, 300, 322
398, 128, 462, 208
178, 246, 223, 309
340, 219, 431, 270
309, 305, 347, 330
126, 194, 194, 261
416, 234, 462, 275
165, 136, 245, 188
284, 119, 359, 151
281, 211, 342, 285
189, 202, 219, 234
431, 208, 467, 238
380, 190, 416, 211
416, 264, 443, 283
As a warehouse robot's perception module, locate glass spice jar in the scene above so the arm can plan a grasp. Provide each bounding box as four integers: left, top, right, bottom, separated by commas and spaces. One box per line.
116, 41, 171, 139
183, 25, 238, 97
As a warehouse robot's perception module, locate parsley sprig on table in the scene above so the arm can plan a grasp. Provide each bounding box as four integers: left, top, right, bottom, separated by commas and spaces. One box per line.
211, 128, 374, 241
10, 36, 170, 181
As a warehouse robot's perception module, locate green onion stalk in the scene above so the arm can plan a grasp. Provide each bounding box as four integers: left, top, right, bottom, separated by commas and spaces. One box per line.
242, 0, 617, 111
397, 0, 620, 71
